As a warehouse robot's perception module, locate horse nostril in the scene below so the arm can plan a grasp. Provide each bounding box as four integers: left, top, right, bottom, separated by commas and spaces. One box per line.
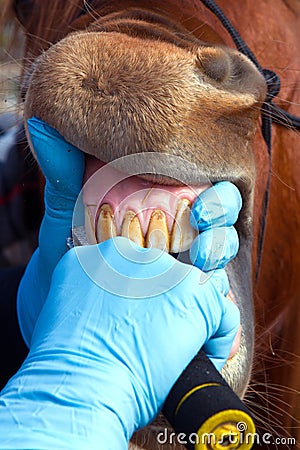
195, 46, 231, 83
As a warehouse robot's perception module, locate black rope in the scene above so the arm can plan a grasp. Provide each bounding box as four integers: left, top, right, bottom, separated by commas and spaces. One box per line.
199, 0, 260, 67
199, 0, 299, 283
199, 0, 299, 138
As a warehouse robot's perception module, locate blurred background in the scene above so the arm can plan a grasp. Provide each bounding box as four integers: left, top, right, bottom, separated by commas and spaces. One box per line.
0, 6, 42, 268
0, 0, 22, 113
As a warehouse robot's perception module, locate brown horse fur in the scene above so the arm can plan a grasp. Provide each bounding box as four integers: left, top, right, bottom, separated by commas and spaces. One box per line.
2, 0, 300, 448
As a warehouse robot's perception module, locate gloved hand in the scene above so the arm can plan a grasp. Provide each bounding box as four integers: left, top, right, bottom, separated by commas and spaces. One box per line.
190, 181, 242, 271
17, 117, 242, 349
0, 237, 240, 450
17, 117, 84, 346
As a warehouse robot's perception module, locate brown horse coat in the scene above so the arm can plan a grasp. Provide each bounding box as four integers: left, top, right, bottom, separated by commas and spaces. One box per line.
2, 0, 300, 447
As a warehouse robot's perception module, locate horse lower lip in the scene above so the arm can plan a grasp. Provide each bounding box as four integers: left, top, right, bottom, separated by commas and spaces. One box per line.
229, 325, 242, 359
227, 290, 241, 359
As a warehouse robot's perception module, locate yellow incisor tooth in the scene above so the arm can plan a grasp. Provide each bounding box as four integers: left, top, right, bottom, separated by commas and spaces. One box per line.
96, 204, 117, 243
85, 205, 97, 244
170, 199, 197, 253
121, 211, 145, 247
146, 210, 170, 252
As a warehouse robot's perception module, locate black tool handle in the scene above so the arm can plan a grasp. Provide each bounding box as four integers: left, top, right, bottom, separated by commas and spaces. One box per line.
163, 350, 255, 450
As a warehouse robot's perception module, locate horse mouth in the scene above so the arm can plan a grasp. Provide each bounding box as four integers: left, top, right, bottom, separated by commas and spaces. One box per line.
81, 154, 211, 253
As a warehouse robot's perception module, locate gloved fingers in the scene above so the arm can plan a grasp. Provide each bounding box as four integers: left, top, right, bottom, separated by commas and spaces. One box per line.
72, 237, 185, 300
199, 267, 230, 297
27, 118, 84, 289
190, 181, 242, 231
202, 297, 240, 371
189, 226, 239, 271
27, 117, 84, 198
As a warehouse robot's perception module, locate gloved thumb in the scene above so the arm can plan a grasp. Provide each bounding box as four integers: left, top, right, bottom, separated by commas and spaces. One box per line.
27, 117, 84, 202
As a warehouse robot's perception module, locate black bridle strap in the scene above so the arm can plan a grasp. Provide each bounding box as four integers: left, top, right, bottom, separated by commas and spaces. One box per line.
199, 0, 300, 283
199, 0, 300, 134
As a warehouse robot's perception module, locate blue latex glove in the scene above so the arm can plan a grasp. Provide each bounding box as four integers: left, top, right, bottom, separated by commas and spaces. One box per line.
0, 237, 240, 449
190, 182, 242, 271
17, 117, 84, 346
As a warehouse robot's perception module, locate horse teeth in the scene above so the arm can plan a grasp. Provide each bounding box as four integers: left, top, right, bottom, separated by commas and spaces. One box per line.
86, 201, 197, 252
170, 199, 197, 253
85, 205, 97, 244
146, 210, 170, 252
96, 204, 117, 243
121, 210, 145, 247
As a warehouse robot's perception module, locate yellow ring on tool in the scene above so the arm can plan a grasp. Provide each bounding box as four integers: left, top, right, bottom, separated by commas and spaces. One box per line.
175, 383, 221, 416
195, 409, 256, 450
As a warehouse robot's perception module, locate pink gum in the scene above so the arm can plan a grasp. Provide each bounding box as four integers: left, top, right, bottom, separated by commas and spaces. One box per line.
83, 155, 210, 235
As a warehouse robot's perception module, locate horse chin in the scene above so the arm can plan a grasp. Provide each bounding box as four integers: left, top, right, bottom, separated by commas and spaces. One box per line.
23, 11, 260, 448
